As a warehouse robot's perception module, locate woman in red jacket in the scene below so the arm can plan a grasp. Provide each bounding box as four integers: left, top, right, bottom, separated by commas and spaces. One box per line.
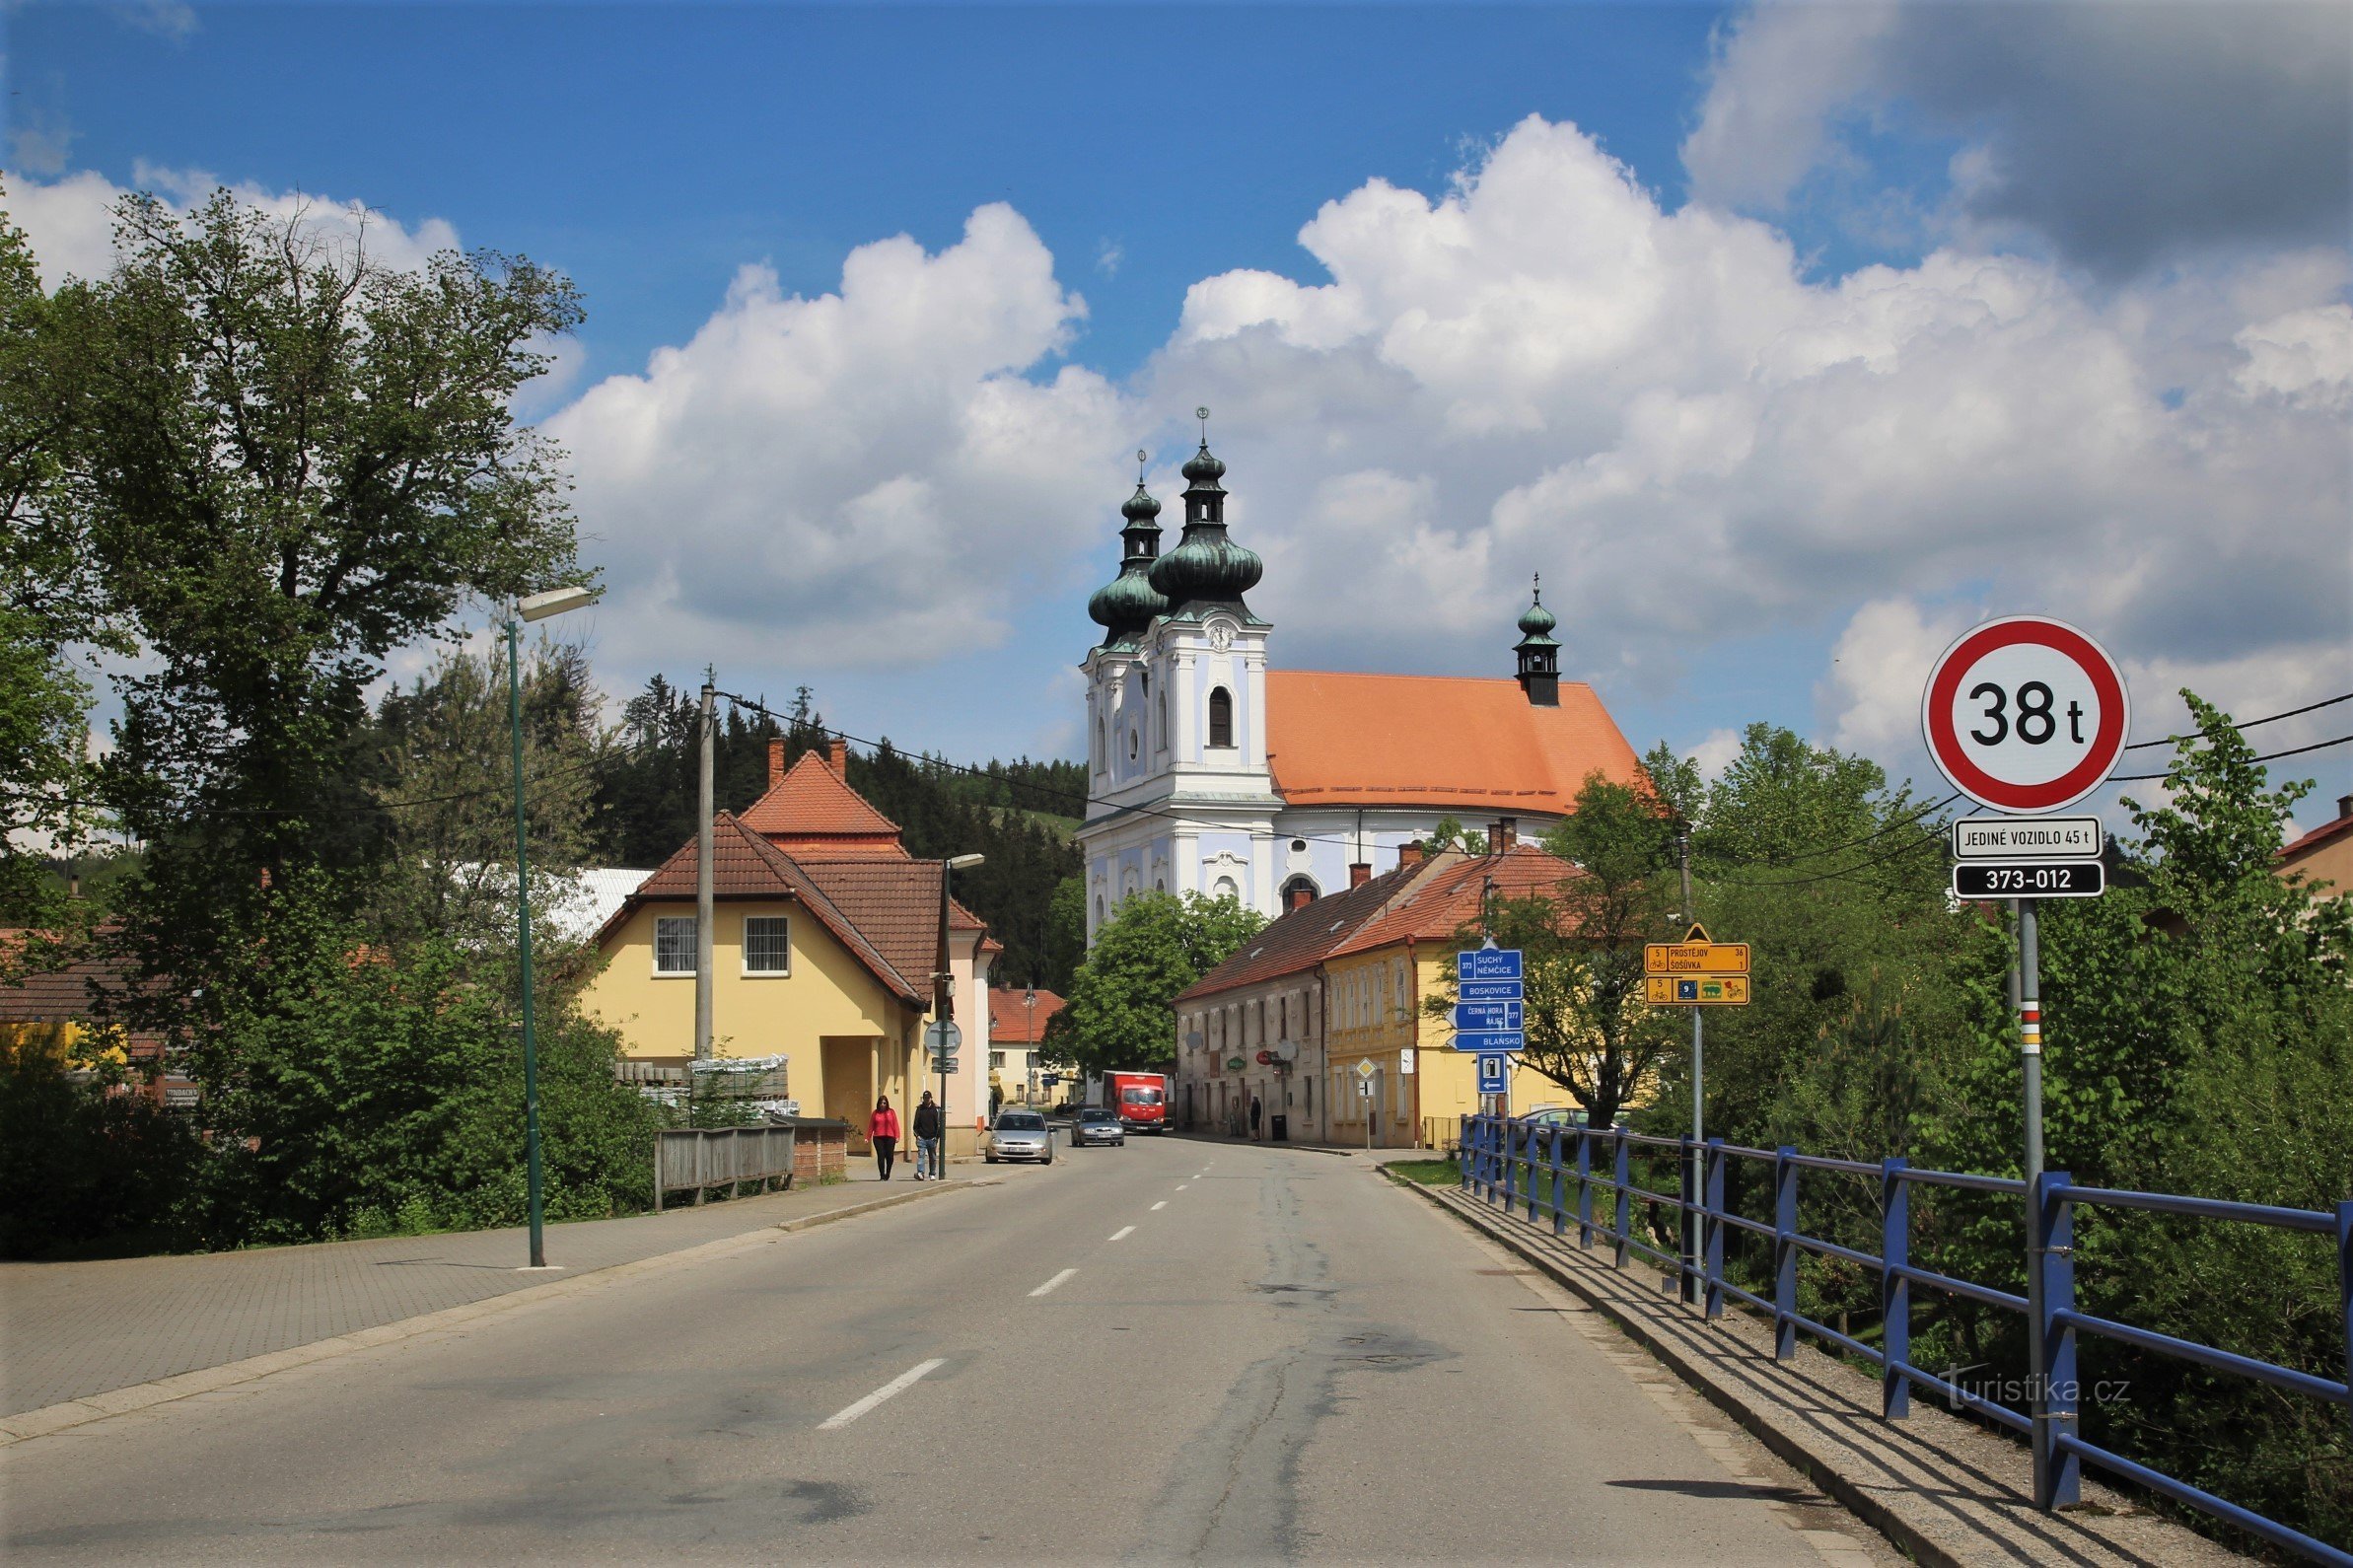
868, 1096, 901, 1180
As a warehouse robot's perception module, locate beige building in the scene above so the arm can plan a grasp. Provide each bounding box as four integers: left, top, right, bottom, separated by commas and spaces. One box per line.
2278, 792, 2353, 900
581, 742, 997, 1156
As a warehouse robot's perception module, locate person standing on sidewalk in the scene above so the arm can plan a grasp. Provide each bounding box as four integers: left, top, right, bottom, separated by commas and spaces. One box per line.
868, 1096, 901, 1180
911, 1091, 944, 1180
1249, 1094, 1262, 1141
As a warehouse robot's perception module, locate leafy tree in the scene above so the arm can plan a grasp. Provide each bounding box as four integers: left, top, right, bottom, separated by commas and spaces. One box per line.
1060, 891, 1263, 1078
1424, 816, 1488, 855
0, 1022, 201, 1258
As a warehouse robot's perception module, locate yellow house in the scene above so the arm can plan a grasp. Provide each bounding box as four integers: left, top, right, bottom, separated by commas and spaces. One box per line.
1321, 843, 1586, 1149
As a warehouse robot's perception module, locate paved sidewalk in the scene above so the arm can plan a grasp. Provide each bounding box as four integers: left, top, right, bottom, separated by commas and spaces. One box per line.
2, 1169, 949, 1417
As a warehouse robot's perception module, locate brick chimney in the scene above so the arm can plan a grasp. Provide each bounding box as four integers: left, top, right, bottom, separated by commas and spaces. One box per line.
2339, 792, 2353, 820
829, 738, 849, 776
1349, 862, 1372, 888
1288, 886, 1316, 912
1495, 818, 1518, 851
768, 736, 787, 789
1396, 840, 1424, 868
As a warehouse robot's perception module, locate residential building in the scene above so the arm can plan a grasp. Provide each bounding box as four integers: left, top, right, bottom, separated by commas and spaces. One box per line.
986, 983, 1064, 1106
1075, 432, 1642, 939
0, 928, 192, 1107
2278, 792, 2353, 898
580, 741, 998, 1155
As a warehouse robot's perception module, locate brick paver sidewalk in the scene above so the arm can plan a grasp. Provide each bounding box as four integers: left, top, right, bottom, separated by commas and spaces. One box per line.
1, 1168, 948, 1417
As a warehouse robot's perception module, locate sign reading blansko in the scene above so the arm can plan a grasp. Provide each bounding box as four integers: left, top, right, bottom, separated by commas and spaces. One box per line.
1953, 816, 2103, 860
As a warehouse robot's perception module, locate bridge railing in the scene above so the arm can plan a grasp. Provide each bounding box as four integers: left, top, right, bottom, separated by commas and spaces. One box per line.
1457, 1112, 2353, 1566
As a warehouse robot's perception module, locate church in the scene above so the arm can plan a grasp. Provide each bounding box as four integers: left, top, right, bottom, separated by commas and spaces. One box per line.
1077, 427, 1645, 940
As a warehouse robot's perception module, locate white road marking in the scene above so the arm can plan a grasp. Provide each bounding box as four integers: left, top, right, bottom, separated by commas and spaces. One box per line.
1176, 1184, 1189, 1191
1150, 1201, 1167, 1211
1030, 1268, 1078, 1298
819, 1358, 944, 1430
1108, 1226, 1135, 1241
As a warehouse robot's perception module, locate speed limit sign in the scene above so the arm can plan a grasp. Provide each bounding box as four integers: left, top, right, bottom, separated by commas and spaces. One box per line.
1921, 616, 2130, 814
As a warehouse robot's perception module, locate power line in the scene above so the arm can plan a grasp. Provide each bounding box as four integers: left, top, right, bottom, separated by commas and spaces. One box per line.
1709, 822, 1952, 890
2122, 691, 2352, 750
2112, 731, 2353, 782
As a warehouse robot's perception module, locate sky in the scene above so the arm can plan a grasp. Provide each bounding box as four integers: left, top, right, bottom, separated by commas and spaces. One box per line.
6, 1, 2350, 828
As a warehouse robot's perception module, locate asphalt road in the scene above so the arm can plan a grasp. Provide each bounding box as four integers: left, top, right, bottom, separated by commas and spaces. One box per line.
0, 1135, 1892, 1564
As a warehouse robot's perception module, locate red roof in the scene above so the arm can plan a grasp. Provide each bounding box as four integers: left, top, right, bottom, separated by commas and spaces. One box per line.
988, 985, 1065, 1043
1176, 857, 1440, 1003
2278, 803, 2353, 867
1265, 672, 1641, 815
740, 750, 906, 857
1327, 843, 1580, 958
0, 928, 165, 1055
608, 815, 924, 1002
794, 857, 985, 987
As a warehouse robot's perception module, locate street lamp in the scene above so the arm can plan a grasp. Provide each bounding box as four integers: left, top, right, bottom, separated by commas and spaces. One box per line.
509, 584, 601, 1269
934, 852, 984, 1171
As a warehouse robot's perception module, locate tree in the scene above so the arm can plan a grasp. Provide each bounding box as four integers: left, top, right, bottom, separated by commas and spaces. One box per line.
1058, 891, 1263, 1079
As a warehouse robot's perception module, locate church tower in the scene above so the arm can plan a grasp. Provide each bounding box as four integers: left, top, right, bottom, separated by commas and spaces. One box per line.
1514, 575, 1561, 706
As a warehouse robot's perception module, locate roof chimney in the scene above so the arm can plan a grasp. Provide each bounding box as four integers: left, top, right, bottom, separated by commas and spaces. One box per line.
1396, 840, 1424, 868
2339, 793, 2353, 820
1288, 886, 1316, 912
829, 738, 848, 777
1349, 862, 1372, 889
768, 736, 787, 789
1495, 818, 1518, 851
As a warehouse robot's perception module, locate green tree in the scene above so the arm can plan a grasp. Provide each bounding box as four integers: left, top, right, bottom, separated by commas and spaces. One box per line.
1059, 891, 1263, 1078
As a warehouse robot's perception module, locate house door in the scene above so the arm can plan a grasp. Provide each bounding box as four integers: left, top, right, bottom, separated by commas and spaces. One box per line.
822, 1037, 875, 1151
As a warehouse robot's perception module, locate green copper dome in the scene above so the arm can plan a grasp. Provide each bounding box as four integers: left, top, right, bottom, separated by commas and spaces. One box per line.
1150, 437, 1261, 613
1121, 481, 1162, 523
1090, 476, 1171, 650
1516, 576, 1559, 645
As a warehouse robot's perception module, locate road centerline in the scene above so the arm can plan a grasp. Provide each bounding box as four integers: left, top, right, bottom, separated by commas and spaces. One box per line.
818, 1357, 945, 1430
1030, 1267, 1078, 1298
1150, 1201, 1167, 1211
1108, 1226, 1135, 1241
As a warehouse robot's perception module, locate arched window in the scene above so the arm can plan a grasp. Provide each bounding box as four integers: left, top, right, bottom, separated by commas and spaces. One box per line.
1157, 688, 1169, 751
1280, 874, 1319, 907
1208, 686, 1234, 748
1094, 716, 1105, 772
1212, 875, 1240, 901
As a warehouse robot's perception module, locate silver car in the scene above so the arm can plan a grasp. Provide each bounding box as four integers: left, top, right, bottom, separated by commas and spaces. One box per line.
986, 1109, 1055, 1164
1070, 1106, 1125, 1147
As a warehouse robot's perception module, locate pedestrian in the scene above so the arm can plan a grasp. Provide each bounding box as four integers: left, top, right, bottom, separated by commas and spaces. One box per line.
869, 1095, 901, 1180
1249, 1093, 1262, 1141
911, 1090, 944, 1181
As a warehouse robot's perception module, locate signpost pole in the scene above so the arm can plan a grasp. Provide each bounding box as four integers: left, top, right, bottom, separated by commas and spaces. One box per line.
2019, 895, 2052, 1501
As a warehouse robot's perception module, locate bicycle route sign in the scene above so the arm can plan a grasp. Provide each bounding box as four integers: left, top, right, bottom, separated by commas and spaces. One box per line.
1921, 616, 2130, 815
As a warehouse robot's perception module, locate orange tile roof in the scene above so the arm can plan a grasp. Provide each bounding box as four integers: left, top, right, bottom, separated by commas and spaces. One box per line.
794, 857, 985, 987
988, 985, 1065, 1043
1265, 672, 1642, 815
1327, 843, 1581, 959
0, 926, 166, 1053
740, 750, 907, 855
2278, 804, 2353, 866
1175, 857, 1445, 1003
609, 815, 924, 1002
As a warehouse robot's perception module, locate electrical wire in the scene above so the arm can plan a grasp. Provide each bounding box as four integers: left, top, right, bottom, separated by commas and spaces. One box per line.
2111, 732, 2353, 782
2122, 691, 2351, 749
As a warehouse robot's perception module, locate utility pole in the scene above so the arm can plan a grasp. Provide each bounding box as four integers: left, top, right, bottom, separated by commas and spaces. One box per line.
695, 677, 715, 1062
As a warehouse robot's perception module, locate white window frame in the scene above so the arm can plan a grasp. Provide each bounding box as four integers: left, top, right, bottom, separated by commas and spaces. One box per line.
654, 915, 697, 976
742, 915, 791, 977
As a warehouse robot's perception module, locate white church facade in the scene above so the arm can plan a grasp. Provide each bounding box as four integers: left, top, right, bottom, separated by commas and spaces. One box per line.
1076, 430, 1645, 941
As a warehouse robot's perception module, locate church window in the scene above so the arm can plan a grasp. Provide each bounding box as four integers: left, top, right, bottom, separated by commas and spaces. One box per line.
1094, 717, 1105, 772
1212, 875, 1240, 901
1095, 895, 1105, 925
1280, 874, 1318, 907
1157, 688, 1169, 751
1208, 686, 1234, 748
1290, 839, 1307, 854
1128, 728, 1139, 761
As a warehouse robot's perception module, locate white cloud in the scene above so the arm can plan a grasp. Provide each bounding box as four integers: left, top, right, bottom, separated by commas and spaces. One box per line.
1, 164, 459, 290
544, 204, 1133, 671
1688, 728, 1745, 782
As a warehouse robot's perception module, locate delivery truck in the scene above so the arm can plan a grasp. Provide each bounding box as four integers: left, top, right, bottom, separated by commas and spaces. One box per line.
1085, 1071, 1171, 1134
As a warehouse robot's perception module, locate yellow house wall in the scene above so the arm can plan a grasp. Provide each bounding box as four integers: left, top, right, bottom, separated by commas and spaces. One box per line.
580, 896, 924, 1145
1321, 944, 1566, 1150
2283, 831, 2353, 900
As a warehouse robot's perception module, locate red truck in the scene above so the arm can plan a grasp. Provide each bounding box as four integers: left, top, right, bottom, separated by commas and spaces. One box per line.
1086, 1071, 1171, 1135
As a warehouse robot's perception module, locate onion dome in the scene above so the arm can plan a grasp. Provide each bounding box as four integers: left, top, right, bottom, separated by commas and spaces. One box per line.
1148, 433, 1262, 613
1515, 574, 1560, 706
1090, 469, 1172, 650
1121, 480, 1162, 524
1516, 576, 1559, 645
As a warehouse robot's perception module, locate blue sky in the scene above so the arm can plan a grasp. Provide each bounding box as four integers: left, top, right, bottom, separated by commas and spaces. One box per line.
7, 2, 2349, 820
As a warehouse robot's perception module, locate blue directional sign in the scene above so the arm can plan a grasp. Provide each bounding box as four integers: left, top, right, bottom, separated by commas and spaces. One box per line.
1453, 1000, 1524, 1031
1476, 1053, 1509, 1094
1459, 948, 1524, 981
1460, 979, 1523, 1003
1452, 1029, 1528, 1053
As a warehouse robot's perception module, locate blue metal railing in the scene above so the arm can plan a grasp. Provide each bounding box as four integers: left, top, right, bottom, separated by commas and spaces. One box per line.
1456, 1112, 2353, 1565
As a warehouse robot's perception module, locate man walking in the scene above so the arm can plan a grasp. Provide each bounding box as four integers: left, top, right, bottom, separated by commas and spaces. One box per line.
912, 1090, 945, 1180
1248, 1093, 1262, 1142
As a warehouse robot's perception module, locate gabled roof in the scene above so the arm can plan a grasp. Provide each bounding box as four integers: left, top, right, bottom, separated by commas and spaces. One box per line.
1265, 671, 1641, 816
739, 750, 905, 854
989, 985, 1066, 1043
2278, 804, 2353, 868
1327, 843, 1580, 959
606, 815, 923, 1003
0, 927, 165, 1053
793, 857, 985, 988
1176, 856, 1446, 1004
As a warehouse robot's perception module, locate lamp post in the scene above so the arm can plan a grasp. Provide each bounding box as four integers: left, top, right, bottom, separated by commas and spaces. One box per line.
935, 853, 984, 1170
1025, 985, 1037, 1106
508, 584, 601, 1270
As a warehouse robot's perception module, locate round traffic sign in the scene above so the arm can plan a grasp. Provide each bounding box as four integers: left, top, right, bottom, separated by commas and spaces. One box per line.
1921, 616, 2129, 814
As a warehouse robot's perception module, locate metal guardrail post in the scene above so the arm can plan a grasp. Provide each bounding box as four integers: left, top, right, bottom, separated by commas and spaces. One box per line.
1773, 1145, 1798, 1359
1526, 1123, 1541, 1224
1612, 1126, 1631, 1270
1575, 1130, 1594, 1249
2339, 1200, 2352, 1445
1679, 1133, 1698, 1304
2033, 1170, 2082, 1508
1704, 1137, 1726, 1319
1883, 1157, 1910, 1418
1501, 1119, 1516, 1212
1460, 1115, 1471, 1190
1550, 1129, 1568, 1237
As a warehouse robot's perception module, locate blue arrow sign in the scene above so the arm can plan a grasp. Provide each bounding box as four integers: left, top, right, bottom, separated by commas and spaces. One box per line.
1459, 949, 1524, 981
1452, 1030, 1528, 1053
1476, 1053, 1509, 1094
1453, 1000, 1524, 1031
1460, 979, 1523, 1002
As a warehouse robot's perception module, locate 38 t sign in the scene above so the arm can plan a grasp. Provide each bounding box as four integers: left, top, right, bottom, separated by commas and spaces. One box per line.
1922, 617, 2130, 814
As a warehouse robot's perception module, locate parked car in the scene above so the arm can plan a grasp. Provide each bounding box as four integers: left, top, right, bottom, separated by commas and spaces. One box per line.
1521, 1105, 1590, 1130
1069, 1106, 1125, 1147
986, 1109, 1055, 1164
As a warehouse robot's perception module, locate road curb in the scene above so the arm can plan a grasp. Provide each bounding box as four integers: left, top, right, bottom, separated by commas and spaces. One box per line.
1383, 1171, 2243, 1568
0, 1178, 974, 1452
